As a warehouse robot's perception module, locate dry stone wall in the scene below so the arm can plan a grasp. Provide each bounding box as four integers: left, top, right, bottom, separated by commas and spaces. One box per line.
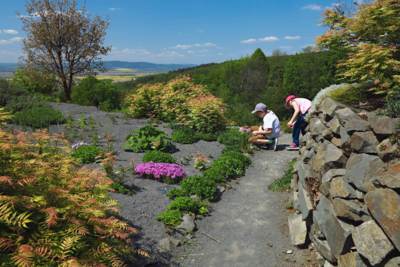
289, 93, 400, 267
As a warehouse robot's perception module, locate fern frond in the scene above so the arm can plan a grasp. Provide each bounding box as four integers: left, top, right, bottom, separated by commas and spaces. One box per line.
12, 244, 34, 267
42, 207, 58, 227
0, 202, 31, 228
59, 236, 81, 259
0, 237, 15, 251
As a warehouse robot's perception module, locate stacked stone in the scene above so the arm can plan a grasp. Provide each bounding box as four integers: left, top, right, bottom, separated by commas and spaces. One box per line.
289, 96, 400, 266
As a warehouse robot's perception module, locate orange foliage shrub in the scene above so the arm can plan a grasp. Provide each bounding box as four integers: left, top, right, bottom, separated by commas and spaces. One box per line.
0, 127, 138, 266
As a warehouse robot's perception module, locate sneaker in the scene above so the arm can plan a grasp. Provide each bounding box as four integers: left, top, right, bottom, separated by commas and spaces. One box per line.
286, 143, 299, 151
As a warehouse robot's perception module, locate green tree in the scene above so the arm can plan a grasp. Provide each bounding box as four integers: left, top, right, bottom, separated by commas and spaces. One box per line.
318, 0, 400, 95
11, 67, 58, 95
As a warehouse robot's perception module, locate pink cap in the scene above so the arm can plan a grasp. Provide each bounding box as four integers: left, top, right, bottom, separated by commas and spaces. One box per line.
285, 95, 296, 105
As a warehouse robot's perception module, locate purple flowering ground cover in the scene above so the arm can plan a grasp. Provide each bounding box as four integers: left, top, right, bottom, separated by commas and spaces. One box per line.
135, 162, 186, 183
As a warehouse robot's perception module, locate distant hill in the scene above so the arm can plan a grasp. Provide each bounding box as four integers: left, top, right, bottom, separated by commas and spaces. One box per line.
0, 61, 195, 74
103, 61, 195, 73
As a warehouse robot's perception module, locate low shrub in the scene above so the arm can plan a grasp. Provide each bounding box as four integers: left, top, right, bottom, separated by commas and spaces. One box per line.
204, 152, 250, 183
126, 76, 226, 133
71, 145, 103, 164
13, 105, 65, 129
5, 94, 47, 113
0, 129, 138, 266
385, 87, 400, 118
179, 175, 217, 200
218, 128, 251, 153
269, 159, 296, 192
180, 95, 226, 133
194, 153, 210, 171
167, 196, 208, 214
167, 188, 187, 199
142, 150, 176, 163
157, 209, 182, 226
220, 150, 251, 167
328, 83, 368, 106
123, 125, 175, 152
171, 127, 199, 144
134, 162, 186, 183
195, 131, 219, 141
171, 127, 220, 144
72, 76, 124, 111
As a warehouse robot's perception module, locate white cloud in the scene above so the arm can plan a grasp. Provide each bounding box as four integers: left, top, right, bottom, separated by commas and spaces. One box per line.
173, 42, 217, 50
109, 7, 120, 12
0, 29, 18, 35
259, 36, 279, 42
0, 37, 23, 45
241, 36, 279, 44
240, 38, 258, 44
302, 4, 322, 11
284, 35, 301, 40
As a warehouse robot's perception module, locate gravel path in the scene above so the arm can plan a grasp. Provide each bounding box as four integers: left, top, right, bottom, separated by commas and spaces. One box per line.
173, 134, 314, 267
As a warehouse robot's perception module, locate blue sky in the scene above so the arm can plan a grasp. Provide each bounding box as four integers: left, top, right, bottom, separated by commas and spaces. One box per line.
0, 0, 339, 64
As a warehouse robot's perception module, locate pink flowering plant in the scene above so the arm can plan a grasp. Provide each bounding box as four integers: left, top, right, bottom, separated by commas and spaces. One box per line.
135, 162, 186, 184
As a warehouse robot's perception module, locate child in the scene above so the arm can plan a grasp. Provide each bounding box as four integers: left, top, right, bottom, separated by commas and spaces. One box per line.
249, 103, 280, 147
285, 95, 312, 150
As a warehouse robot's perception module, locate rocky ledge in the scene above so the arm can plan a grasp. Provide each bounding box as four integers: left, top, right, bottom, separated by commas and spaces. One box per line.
289, 91, 400, 267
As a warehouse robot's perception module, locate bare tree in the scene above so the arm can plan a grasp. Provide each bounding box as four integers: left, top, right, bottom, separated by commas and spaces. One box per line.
20, 0, 110, 100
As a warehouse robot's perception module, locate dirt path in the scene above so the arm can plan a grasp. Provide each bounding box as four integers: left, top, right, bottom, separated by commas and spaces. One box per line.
173, 134, 313, 267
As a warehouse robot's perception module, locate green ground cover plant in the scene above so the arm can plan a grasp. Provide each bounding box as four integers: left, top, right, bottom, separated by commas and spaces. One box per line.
71, 144, 103, 164
268, 159, 296, 192
142, 150, 176, 163
13, 105, 65, 129
123, 125, 175, 152
217, 128, 252, 154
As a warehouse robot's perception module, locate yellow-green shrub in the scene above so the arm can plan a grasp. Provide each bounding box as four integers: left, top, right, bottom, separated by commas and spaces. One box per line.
126, 76, 226, 133
0, 129, 139, 266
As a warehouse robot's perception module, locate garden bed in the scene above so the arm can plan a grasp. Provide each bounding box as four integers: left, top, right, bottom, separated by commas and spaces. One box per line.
48, 102, 224, 264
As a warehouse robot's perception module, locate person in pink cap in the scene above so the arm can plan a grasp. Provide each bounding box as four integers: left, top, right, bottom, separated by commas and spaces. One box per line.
285, 95, 312, 150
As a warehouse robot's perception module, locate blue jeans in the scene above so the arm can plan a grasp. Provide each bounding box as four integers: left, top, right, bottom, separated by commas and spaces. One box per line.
292, 113, 307, 147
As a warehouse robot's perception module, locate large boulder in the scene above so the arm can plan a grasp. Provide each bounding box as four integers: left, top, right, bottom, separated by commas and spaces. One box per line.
377, 138, 399, 162
337, 252, 368, 267
365, 189, 400, 251
329, 177, 358, 199
332, 198, 370, 223
371, 163, 400, 190
352, 220, 394, 266
350, 131, 379, 154
327, 118, 341, 135
310, 223, 337, 264
368, 113, 397, 137
336, 108, 370, 134
288, 213, 307, 246
319, 97, 344, 118
298, 182, 313, 220
296, 161, 315, 188
385, 257, 400, 267
322, 169, 346, 183
310, 118, 329, 137
345, 153, 385, 192
314, 196, 352, 257
312, 142, 348, 174
177, 214, 196, 233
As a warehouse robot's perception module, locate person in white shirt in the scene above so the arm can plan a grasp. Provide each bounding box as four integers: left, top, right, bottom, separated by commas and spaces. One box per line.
249, 103, 281, 146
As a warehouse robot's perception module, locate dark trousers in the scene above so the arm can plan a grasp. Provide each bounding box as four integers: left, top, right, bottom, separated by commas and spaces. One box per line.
292, 113, 307, 146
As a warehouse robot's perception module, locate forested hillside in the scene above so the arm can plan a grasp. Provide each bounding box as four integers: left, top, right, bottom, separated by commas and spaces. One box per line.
124, 49, 344, 124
